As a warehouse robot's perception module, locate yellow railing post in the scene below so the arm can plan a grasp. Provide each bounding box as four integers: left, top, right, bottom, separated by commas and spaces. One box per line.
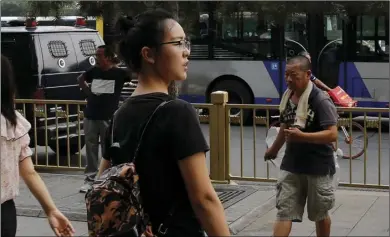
209, 91, 228, 182
96, 16, 104, 39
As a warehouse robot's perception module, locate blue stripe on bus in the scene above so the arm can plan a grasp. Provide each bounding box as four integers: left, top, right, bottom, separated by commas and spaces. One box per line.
178, 95, 280, 105
338, 63, 371, 98
263, 61, 374, 100
263, 61, 287, 95
180, 94, 388, 107
357, 101, 388, 108
178, 95, 206, 103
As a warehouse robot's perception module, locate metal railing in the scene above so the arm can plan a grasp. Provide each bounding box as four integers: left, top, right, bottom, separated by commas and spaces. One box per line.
15, 92, 389, 189
211, 91, 388, 189
15, 99, 87, 171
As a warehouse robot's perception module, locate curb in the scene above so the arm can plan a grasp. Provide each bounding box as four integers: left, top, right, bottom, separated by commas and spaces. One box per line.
228, 194, 276, 235
16, 207, 87, 222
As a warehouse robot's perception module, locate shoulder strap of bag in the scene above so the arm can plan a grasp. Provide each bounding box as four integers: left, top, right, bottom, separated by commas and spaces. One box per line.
131, 100, 173, 163
110, 99, 174, 163
110, 99, 177, 233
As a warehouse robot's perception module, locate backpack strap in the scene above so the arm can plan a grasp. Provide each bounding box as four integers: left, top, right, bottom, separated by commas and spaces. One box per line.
110, 99, 174, 163
110, 99, 176, 234
131, 100, 173, 163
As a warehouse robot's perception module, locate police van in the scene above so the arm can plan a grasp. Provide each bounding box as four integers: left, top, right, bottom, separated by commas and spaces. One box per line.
1, 17, 127, 156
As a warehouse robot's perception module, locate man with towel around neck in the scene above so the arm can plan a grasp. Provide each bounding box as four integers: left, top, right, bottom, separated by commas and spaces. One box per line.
264, 55, 338, 237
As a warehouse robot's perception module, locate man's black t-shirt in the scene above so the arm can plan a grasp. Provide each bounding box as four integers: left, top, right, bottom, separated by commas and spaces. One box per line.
279, 85, 338, 175
84, 67, 130, 120
102, 93, 209, 233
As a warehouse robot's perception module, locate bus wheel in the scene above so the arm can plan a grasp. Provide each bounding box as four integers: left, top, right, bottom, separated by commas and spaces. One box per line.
210, 79, 253, 125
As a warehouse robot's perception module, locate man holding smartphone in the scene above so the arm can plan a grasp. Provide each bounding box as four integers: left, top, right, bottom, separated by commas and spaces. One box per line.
265, 55, 338, 237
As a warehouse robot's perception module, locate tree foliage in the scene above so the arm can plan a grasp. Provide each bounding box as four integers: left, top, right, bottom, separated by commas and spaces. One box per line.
1, 1, 28, 16
26, 1, 77, 18
23, 1, 388, 25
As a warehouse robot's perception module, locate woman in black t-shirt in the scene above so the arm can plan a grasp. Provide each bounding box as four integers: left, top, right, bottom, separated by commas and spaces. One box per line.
95, 9, 230, 237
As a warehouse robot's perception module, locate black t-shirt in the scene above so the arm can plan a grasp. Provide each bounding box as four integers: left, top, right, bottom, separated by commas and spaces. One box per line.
84, 67, 130, 120
279, 85, 338, 175
102, 93, 209, 232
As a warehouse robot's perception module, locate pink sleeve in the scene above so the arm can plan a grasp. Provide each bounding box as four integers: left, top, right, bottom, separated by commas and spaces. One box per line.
19, 134, 33, 162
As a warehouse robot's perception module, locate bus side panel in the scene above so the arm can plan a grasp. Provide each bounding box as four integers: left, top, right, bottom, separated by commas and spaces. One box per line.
338, 62, 389, 108
263, 60, 287, 102
355, 62, 389, 106
185, 60, 280, 104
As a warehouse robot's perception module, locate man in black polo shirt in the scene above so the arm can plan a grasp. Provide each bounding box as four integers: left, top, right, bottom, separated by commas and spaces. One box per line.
77, 45, 130, 192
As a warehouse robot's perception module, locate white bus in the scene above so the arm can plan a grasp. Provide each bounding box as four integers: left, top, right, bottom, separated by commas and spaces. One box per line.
178, 6, 388, 122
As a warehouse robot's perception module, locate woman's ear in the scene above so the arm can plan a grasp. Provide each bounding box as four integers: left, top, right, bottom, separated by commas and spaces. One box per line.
140, 46, 155, 65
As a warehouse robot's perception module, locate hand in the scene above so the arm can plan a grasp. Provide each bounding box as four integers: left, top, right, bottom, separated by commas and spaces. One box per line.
144, 225, 154, 237
47, 209, 75, 237
264, 147, 278, 161
284, 127, 304, 142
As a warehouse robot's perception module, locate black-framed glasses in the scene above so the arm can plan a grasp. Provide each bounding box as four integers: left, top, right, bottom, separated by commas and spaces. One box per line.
159, 39, 191, 51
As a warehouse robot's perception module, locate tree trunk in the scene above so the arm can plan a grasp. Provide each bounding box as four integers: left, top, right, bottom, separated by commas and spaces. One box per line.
102, 2, 121, 46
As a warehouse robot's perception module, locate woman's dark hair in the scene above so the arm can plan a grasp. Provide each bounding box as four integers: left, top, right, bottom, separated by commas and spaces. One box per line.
116, 9, 175, 72
1, 54, 17, 126
97, 45, 121, 64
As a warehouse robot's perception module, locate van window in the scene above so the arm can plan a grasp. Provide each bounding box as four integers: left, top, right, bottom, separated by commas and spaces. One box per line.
39, 33, 79, 73
48, 40, 68, 58
80, 39, 96, 56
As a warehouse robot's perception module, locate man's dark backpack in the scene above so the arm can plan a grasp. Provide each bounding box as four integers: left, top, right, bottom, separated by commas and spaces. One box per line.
85, 101, 173, 237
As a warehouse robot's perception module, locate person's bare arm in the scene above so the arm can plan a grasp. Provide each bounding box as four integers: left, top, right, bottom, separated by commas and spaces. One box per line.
313, 78, 332, 92
284, 97, 338, 145
299, 125, 338, 144
19, 157, 58, 215
77, 73, 92, 96
265, 122, 288, 160
96, 158, 111, 179
96, 123, 113, 179
179, 152, 230, 236
269, 123, 288, 153
19, 157, 75, 236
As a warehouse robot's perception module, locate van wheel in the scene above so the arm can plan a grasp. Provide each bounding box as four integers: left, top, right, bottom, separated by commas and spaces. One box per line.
210, 79, 253, 125
49, 141, 85, 156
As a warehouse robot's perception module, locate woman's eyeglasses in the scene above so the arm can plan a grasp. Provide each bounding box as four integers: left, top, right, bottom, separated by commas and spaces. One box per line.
159, 39, 191, 51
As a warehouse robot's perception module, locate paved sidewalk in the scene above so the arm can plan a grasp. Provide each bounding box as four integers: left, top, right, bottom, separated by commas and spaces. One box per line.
16, 216, 88, 236
235, 189, 389, 236
15, 173, 389, 236
15, 173, 276, 229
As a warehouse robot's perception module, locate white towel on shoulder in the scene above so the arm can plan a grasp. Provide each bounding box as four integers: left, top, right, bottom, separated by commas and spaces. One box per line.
279, 81, 313, 129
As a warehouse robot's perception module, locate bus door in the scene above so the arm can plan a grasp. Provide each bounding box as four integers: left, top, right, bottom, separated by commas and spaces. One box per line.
344, 15, 389, 107
316, 14, 343, 89
269, 13, 309, 98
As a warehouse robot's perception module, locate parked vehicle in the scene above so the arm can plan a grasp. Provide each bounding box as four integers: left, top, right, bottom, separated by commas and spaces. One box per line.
1, 17, 106, 156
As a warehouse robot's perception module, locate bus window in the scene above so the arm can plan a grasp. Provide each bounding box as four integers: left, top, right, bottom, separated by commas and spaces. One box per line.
212, 5, 273, 60
180, 2, 209, 41
378, 16, 386, 37
324, 15, 342, 41
284, 13, 308, 58
357, 15, 376, 37
355, 15, 388, 62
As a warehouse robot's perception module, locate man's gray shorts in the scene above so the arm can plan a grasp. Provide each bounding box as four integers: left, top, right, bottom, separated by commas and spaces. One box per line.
275, 170, 335, 222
